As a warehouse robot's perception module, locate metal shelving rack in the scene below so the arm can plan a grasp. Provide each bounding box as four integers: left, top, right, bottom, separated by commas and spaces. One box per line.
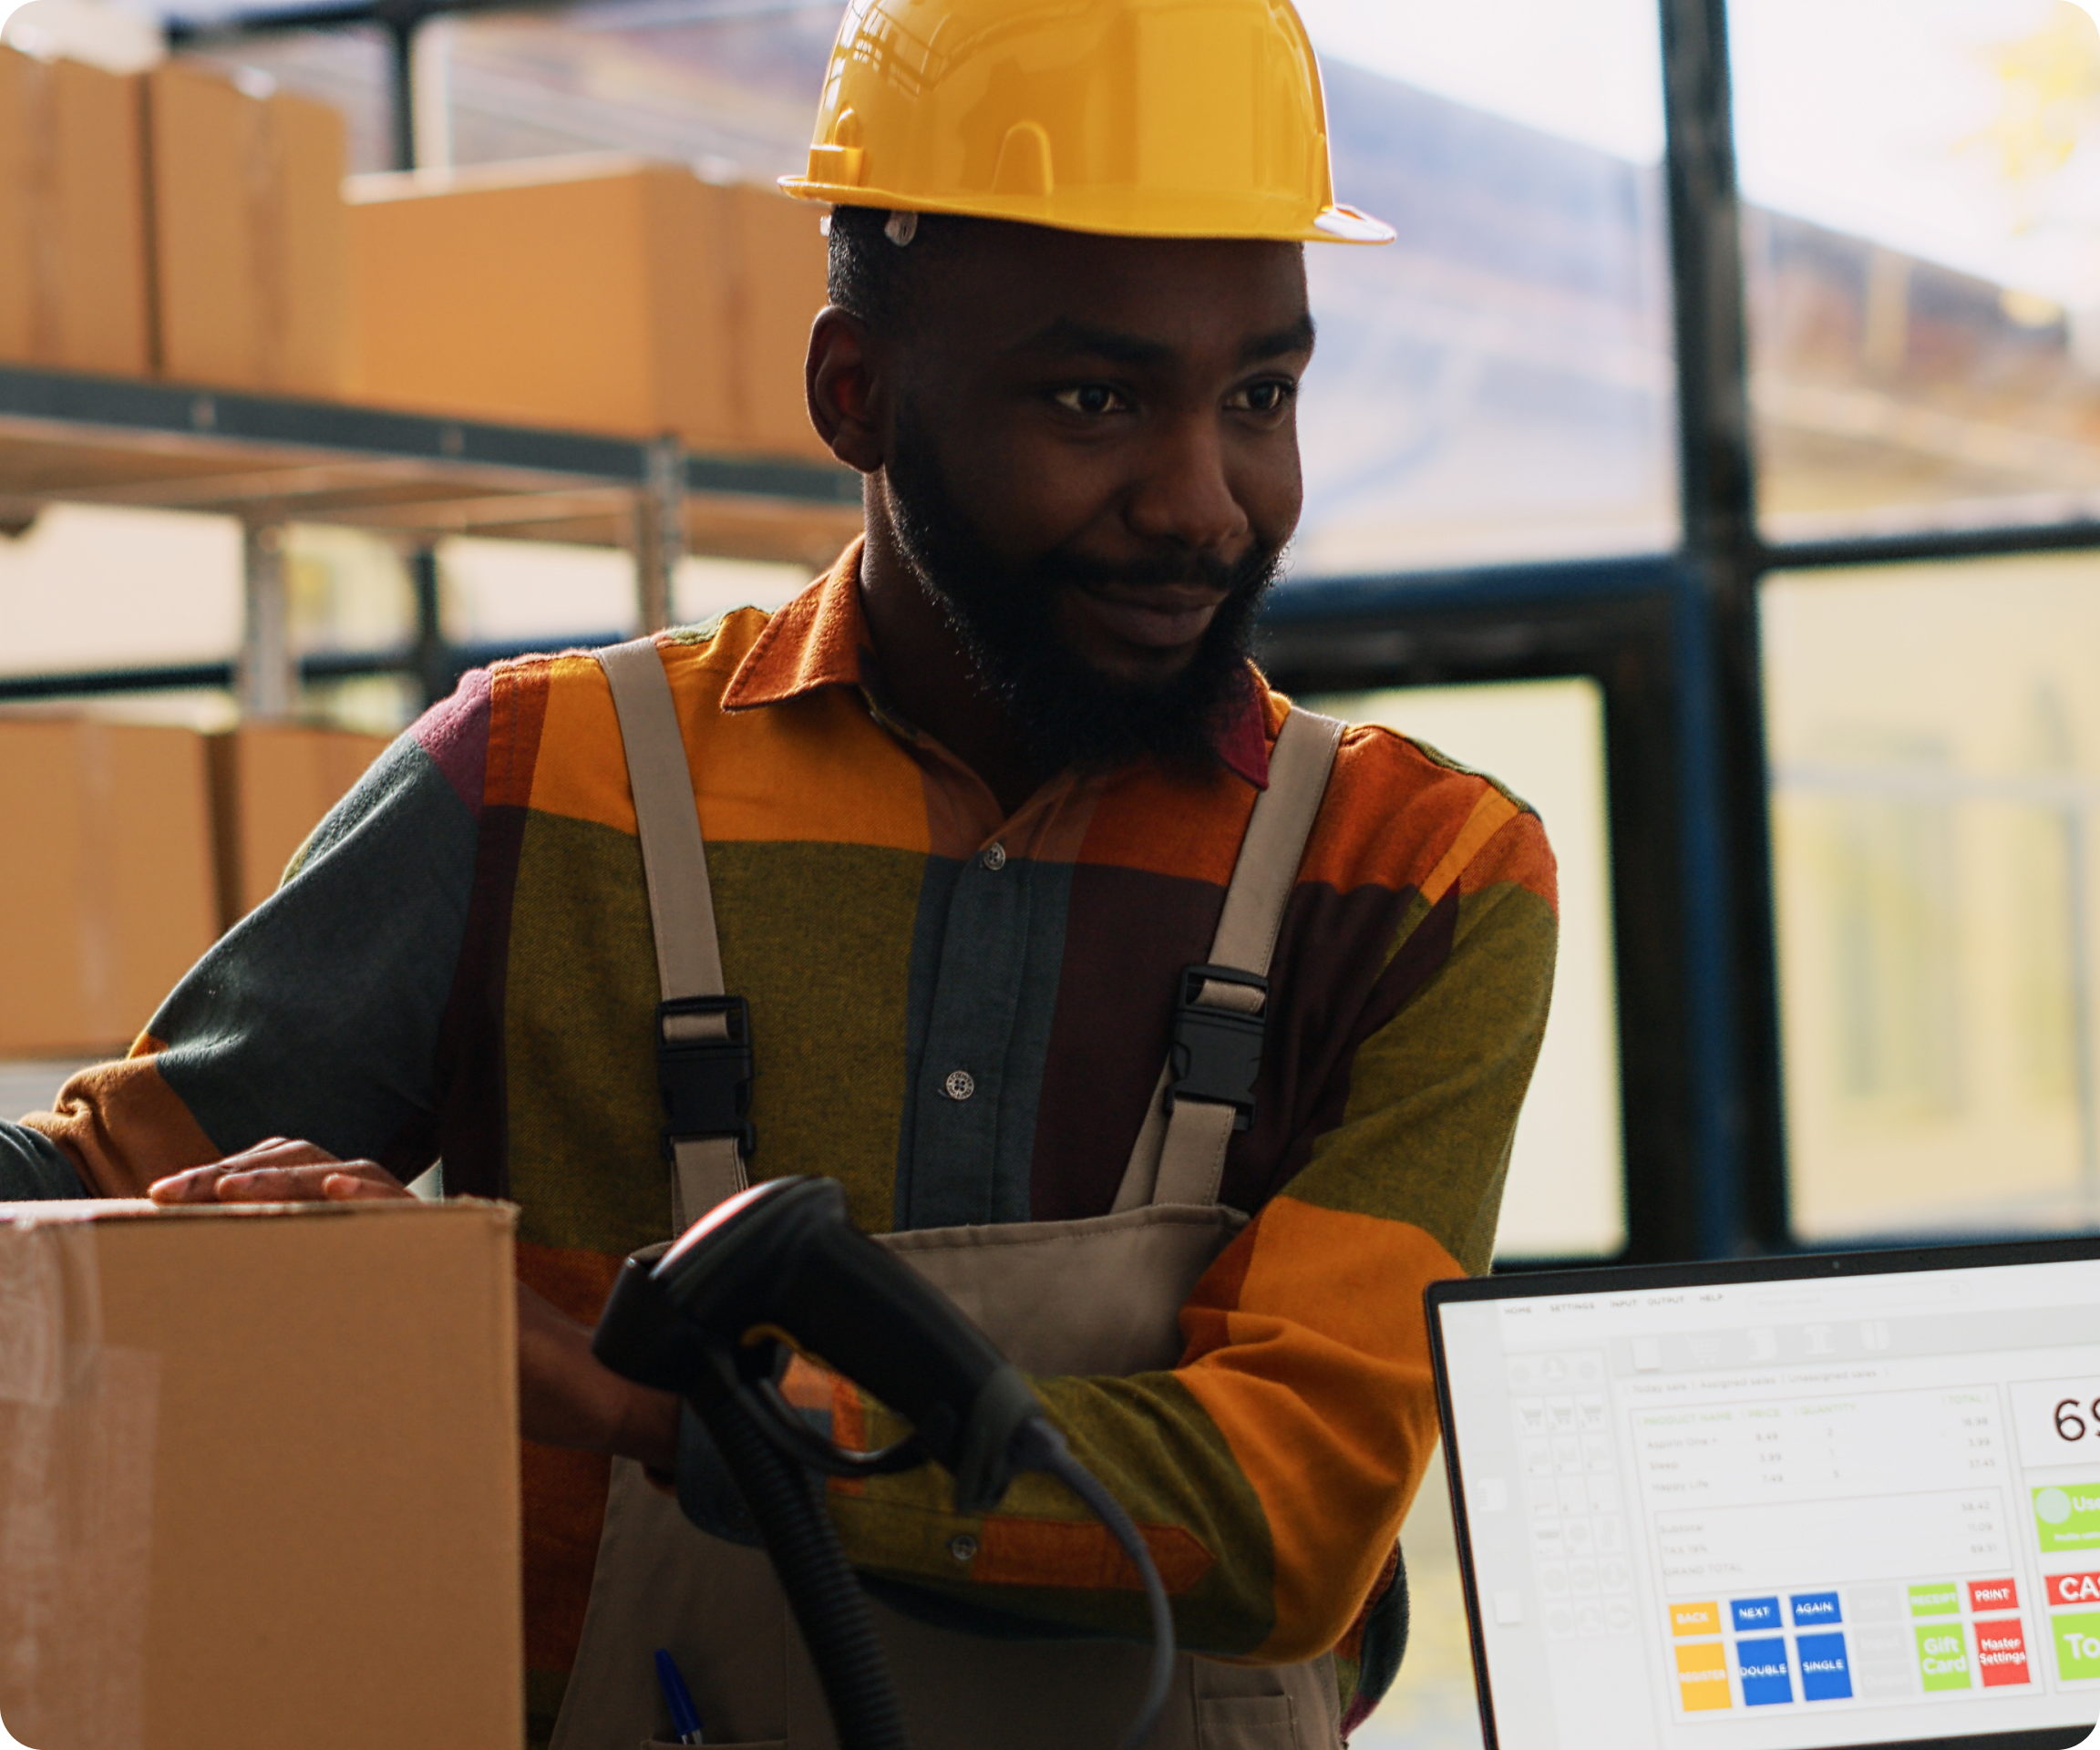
0, 363, 865, 713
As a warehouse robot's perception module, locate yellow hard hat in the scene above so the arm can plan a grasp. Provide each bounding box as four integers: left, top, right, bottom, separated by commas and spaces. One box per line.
778, 0, 1394, 245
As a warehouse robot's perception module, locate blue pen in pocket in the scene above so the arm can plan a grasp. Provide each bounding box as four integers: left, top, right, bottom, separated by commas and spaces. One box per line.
654, 1648, 705, 1745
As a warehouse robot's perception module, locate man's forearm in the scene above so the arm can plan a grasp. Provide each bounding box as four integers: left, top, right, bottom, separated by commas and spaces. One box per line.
517, 1281, 679, 1471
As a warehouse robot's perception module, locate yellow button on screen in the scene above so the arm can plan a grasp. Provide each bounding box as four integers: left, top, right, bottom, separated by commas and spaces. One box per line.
1672, 1601, 1721, 1636
1677, 1641, 1733, 1712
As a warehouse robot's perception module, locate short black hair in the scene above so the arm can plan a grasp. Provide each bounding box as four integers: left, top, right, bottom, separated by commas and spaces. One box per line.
826, 205, 972, 336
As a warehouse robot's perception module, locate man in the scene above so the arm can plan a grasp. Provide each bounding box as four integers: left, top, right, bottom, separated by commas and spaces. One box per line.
0, 1, 1555, 1743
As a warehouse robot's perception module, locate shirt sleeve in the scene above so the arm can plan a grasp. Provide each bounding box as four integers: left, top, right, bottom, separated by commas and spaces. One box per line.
19, 693, 488, 1197
818, 787, 1556, 1675
0, 1123, 88, 1199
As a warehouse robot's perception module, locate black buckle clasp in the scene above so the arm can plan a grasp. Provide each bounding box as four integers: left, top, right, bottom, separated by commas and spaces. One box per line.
1165, 963, 1267, 1133
656, 994, 756, 1162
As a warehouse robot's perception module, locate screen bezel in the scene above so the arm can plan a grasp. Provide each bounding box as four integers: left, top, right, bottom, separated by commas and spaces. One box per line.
1426, 1235, 2100, 1750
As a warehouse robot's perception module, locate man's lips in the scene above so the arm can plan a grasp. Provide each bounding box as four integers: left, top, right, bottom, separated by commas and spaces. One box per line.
1069, 582, 1228, 650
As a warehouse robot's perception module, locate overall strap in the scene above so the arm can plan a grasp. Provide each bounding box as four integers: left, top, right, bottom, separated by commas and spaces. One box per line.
595, 638, 755, 1230
1112, 706, 1346, 1213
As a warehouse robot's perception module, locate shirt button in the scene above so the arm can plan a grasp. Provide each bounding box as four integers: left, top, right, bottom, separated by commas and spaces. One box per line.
980, 842, 1007, 871
948, 1533, 979, 1563
942, 1068, 976, 1102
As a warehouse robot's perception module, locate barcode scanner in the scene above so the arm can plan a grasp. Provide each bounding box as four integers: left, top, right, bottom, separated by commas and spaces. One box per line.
592, 1175, 1173, 1750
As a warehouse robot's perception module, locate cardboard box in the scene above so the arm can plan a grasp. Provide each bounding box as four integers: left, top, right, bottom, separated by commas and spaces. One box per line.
347, 156, 830, 457
721, 177, 831, 461
144, 60, 350, 396
0, 47, 150, 375
207, 722, 389, 929
0, 1198, 521, 1750
0, 715, 217, 1056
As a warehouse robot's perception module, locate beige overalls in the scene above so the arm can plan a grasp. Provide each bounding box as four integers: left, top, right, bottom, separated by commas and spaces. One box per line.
550, 638, 1353, 1750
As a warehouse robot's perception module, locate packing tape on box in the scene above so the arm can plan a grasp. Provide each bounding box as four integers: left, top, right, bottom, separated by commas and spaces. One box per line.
0, 1220, 157, 1750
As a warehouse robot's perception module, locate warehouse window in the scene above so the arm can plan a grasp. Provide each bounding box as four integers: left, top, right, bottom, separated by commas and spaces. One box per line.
1733, 0, 2100, 541
1282, 0, 1678, 571
1765, 552, 2100, 1242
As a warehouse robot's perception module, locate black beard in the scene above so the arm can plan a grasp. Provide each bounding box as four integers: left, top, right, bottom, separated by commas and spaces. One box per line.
883, 407, 1280, 777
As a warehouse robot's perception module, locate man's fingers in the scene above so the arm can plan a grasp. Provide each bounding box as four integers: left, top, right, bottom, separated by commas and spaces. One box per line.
147, 1143, 410, 1206
147, 1163, 232, 1204
216, 1160, 410, 1203
321, 1168, 414, 1201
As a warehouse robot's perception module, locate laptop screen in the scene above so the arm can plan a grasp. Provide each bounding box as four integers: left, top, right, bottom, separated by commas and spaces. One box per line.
1427, 1240, 2100, 1750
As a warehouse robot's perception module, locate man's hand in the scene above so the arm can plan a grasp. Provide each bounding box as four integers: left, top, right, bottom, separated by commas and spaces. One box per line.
148, 1137, 413, 1204
518, 1285, 679, 1474
147, 1138, 679, 1471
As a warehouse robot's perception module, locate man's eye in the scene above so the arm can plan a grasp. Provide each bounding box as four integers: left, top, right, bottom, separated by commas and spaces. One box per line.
1053, 385, 1127, 416
1230, 379, 1296, 416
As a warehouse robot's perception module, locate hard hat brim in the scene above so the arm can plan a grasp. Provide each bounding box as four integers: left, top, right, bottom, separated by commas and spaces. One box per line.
780, 178, 1395, 247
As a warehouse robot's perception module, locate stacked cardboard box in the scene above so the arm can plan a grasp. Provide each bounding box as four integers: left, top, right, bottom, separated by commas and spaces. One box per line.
0, 715, 218, 1057
0, 715, 387, 1055
347, 156, 831, 458
207, 721, 388, 929
0, 46, 150, 375
0, 51, 353, 394
144, 60, 352, 396
0, 1197, 522, 1749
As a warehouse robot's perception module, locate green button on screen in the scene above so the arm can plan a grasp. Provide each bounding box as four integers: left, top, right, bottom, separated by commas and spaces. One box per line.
2033, 1485, 2100, 1553
1916, 1624, 1972, 1692
2055, 1611, 2100, 1683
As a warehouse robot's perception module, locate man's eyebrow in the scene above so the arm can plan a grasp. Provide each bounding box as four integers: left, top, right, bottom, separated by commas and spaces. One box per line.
1008, 318, 1176, 365
1241, 314, 1316, 365
1005, 312, 1319, 368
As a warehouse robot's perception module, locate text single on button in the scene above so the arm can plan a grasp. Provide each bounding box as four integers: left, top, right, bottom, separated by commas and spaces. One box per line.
1797, 1632, 1852, 1701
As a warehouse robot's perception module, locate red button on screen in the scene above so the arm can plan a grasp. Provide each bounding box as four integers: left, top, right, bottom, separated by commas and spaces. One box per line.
1977, 1619, 2030, 1687
1970, 1579, 2019, 1612
2049, 1571, 2100, 1607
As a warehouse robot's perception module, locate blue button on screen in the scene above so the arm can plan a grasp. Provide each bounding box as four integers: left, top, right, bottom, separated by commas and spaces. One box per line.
1732, 1596, 1782, 1633
1796, 1632, 1852, 1702
1737, 1637, 1795, 1705
1790, 1591, 1841, 1627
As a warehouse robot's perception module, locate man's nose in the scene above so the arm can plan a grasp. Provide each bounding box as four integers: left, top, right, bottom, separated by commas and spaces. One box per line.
1125, 412, 1250, 555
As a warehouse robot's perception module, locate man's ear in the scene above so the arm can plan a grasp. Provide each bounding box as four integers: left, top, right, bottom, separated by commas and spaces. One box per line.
807, 306, 885, 474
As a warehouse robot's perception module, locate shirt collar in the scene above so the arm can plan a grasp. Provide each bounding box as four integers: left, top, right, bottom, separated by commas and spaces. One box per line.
721, 536, 1274, 788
